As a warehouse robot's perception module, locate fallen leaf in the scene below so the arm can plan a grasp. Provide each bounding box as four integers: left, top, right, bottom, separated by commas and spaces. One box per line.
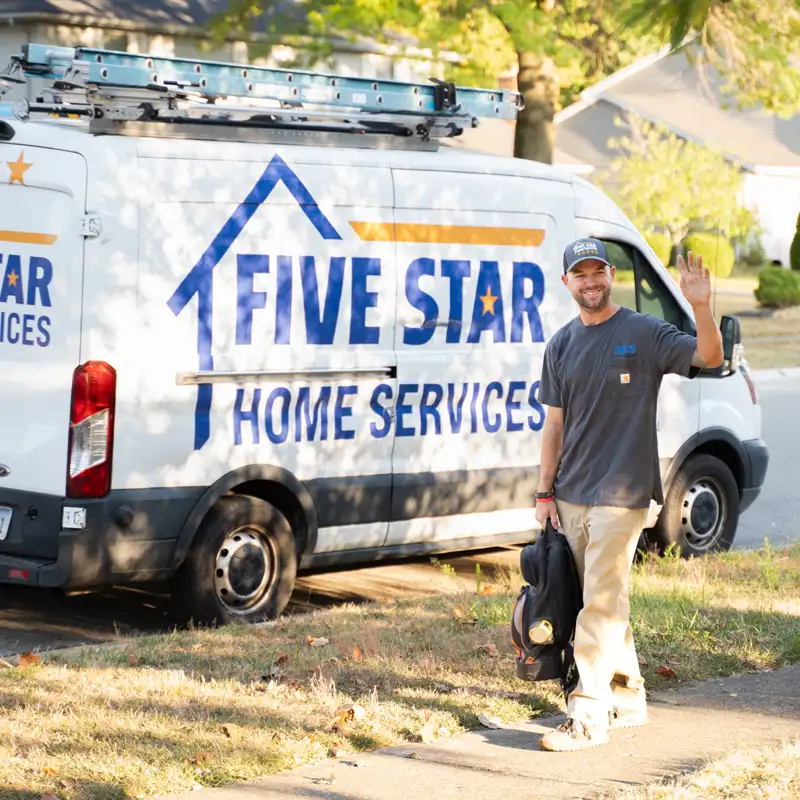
352, 646, 363, 662
40, 767, 57, 775
221, 725, 232, 738
307, 636, 329, 648
276, 653, 290, 666
187, 752, 211, 764
19, 652, 40, 668
480, 584, 496, 596
656, 666, 678, 680
271, 732, 282, 744
190, 642, 206, 652
478, 713, 504, 729
337, 703, 367, 725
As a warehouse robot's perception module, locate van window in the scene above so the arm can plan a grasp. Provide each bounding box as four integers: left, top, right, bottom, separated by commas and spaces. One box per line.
600, 239, 688, 332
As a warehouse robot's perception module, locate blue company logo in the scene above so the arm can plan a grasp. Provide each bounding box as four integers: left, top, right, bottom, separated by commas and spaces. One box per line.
614, 344, 637, 356
168, 154, 549, 450
167, 154, 341, 449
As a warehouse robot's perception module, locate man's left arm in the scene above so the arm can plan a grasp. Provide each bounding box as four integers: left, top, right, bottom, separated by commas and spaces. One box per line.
652, 252, 723, 377
690, 300, 724, 370
679, 251, 723, 371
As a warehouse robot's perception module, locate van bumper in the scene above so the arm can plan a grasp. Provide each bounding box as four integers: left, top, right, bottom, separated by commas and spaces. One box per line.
740, 437, 769, 513
0, 487, 203, 588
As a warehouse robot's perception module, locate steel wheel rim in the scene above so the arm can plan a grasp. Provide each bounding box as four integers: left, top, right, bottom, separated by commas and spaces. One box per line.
681, 477, 726, 552
214, 525, 278, 615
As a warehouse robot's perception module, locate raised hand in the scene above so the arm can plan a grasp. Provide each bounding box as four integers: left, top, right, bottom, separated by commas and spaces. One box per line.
677, 251, 712, 308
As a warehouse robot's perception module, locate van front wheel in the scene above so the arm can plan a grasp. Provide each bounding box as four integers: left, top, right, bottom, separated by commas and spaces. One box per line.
651, 454, 740, 558
171, 495, 297, 626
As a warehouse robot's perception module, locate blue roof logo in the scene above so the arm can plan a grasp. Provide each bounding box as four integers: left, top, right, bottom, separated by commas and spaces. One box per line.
166, 154, 342, 449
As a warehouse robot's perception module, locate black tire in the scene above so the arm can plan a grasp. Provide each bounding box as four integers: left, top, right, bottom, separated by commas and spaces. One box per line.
170, 494, 297, 626
649, 453, 740, 558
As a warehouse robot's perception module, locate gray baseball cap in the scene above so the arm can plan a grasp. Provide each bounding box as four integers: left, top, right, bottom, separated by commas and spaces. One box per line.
563, 237, 611, 274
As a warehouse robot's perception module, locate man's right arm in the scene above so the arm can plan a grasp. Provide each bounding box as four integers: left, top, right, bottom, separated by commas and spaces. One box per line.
536, 405, 563, 528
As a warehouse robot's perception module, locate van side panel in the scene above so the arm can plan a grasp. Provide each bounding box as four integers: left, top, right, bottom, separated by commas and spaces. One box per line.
387, 169, 576, 546
128, 145, 400, 554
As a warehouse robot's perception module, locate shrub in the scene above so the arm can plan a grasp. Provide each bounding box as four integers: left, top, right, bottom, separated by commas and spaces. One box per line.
791, 213, 800, 271
754, 266, 800, 308
645, 232, 672, 266
682, 232, 736, 278
742, 237, 766, 267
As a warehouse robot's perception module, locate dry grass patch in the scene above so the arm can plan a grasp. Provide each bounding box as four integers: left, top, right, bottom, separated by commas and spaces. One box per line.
0, 544, 798, 799
611, 739, 800, 799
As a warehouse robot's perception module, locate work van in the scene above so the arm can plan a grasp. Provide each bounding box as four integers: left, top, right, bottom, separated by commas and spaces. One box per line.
0, 44, 768, 625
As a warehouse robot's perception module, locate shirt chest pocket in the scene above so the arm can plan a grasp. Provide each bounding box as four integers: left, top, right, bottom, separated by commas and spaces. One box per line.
605, 354, 644, 405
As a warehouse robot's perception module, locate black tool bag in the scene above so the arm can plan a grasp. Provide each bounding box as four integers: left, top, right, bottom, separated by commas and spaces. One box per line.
510, 520, 583, 698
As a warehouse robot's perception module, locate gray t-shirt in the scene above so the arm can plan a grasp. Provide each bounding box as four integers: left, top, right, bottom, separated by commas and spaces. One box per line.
539, 306, 698, 509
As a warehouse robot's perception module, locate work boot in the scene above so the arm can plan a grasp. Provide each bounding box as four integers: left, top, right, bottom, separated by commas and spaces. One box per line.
609, 705, 648, 728
540, 717, 609, 751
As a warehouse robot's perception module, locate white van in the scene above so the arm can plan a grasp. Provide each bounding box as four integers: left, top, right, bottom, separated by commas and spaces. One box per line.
0, 44, 768, 625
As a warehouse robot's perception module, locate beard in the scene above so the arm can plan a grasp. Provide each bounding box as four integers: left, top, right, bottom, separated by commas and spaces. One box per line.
575, 284, 611, 311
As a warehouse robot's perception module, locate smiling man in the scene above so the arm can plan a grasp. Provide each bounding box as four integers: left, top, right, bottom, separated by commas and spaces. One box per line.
535, 237, 723, 752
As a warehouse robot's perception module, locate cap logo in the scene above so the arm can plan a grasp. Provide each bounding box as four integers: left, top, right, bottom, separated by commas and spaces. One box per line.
573, 241, 599, 256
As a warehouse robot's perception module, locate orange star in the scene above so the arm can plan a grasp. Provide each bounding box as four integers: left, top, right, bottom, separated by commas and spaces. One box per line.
6, 270, 18, 287
480, 289, 498, 315
7, 152, 32, 185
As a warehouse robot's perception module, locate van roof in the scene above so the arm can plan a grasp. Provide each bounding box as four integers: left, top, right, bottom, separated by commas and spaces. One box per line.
0, 103, 576, 184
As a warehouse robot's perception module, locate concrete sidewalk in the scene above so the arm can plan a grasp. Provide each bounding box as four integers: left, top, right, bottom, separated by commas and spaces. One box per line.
159, 665, 800, 800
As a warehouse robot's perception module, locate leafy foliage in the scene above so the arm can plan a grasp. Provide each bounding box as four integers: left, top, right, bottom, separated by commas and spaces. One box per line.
755, 265, 800, 308
620, 0, 800, 118
682, 232, 735, 278
597, 114, 758, 245
791, 213, 800, 272
645, 232, 673, 265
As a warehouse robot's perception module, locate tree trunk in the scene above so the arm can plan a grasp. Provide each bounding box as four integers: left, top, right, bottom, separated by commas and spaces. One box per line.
513, 50, 559, 164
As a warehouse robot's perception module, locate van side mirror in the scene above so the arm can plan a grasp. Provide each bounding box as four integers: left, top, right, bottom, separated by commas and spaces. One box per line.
721, 315, 742, 373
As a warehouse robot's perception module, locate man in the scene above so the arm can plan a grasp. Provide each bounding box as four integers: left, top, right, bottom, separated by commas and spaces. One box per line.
535, 238, 723, 752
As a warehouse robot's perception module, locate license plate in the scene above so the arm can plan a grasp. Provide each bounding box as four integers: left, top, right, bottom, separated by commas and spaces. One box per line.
0, 506, 11, 541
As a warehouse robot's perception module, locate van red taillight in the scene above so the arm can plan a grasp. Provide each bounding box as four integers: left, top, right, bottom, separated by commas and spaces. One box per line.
67, 361, 116, 499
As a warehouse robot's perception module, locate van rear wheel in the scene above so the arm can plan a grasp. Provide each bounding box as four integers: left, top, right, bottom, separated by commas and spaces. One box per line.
650, 454, 740, 558
171, 495, 297, 626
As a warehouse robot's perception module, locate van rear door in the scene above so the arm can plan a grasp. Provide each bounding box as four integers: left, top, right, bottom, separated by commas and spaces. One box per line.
0, 142, 86, 556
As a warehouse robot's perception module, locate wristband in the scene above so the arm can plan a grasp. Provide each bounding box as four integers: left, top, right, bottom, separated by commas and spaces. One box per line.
535, 491, 554, 501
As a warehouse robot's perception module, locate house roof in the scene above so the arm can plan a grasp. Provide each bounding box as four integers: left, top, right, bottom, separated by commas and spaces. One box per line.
0, 1, 239, 29
555, 47, 800, 171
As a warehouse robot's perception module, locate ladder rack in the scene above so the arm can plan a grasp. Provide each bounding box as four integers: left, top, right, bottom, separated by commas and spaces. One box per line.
0, 43, 522, 143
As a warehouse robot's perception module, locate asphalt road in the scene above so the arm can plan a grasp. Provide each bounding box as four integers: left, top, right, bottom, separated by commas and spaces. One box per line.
0, 373, 795, 658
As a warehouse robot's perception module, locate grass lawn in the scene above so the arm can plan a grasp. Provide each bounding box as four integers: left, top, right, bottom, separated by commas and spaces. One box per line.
614, 740, 800, 799
0, 544, 798, 799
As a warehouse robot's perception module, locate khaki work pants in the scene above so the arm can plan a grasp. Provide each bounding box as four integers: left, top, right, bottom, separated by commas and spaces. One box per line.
555, 499, 649, 729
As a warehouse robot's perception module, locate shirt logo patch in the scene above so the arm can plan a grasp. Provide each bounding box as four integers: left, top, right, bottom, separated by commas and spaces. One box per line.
620, 373, 631, 384
615, 344, 637, 356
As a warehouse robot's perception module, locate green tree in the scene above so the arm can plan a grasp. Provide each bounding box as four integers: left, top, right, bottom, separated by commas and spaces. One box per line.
621, 0, 800, 118
596, 114, 759, 245
211, 1, 660, 164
